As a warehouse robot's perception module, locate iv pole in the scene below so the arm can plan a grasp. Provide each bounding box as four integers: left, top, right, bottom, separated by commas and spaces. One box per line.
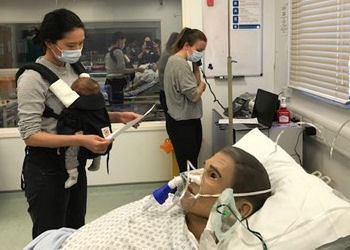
227, 0, 234, 146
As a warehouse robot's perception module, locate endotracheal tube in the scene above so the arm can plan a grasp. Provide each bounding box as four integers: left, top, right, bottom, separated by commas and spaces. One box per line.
142, 161, 203, 212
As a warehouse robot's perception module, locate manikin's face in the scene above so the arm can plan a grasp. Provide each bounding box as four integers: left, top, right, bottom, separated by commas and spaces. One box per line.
181, 152, 235, 218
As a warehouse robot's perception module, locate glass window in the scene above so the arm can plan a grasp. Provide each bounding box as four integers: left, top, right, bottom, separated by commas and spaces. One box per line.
289, 0, 350, 105
0, 0, 182, 128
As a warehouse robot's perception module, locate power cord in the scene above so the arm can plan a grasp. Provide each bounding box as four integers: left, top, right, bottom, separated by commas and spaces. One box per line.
200, 68, 226, 112
290, 130, 302, 165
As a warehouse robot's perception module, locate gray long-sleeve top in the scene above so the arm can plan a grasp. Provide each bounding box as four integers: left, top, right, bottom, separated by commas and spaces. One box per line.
104, 46, 125, 79
164, 55, 202, 121
17, 57, 78, 139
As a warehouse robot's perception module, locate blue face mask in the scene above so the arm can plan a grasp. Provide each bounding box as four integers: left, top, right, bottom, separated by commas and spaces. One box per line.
54, 45, 82, 64
188, 49, 203, 63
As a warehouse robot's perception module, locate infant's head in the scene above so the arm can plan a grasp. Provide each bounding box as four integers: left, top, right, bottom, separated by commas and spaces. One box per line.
71, 77, 100, 96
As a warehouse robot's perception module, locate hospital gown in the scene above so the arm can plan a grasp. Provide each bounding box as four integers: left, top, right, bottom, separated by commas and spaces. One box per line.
60, 195, 199, 250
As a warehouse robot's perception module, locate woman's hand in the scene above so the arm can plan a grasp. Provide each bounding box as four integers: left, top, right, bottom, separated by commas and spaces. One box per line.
78, 134, 112, 154
108, 111, 141, 128
192, 82, 206, 103
135, 67, 145, 73
199, 81, 206, 92
119, 112, 141, 128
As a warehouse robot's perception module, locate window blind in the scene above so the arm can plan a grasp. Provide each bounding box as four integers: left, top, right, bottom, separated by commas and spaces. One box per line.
289, 0, 350, 104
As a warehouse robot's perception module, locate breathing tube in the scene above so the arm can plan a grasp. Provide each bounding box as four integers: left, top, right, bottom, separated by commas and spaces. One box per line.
142, 161, 202, 212
152, 176, 183, 205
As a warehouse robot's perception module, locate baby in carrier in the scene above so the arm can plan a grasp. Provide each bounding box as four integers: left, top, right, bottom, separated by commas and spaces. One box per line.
64, 77, 106, 188
16, 62, 112, 189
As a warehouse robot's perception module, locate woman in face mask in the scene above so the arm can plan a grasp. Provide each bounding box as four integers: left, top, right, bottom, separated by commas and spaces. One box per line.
163, 27, 207, 173
17, 8, 141, 239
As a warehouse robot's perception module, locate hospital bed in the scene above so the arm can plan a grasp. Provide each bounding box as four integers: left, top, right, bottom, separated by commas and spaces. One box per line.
232, 128, 350, 249
24, 129, 350, 249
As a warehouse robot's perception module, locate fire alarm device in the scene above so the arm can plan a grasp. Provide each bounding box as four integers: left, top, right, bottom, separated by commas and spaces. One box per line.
207, 0, 214, 6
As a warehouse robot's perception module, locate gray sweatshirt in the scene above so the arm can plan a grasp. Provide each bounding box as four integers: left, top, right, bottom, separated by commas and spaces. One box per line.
104, 47, 125, 79
17, 57, 78, 139
164, 55, 202, 121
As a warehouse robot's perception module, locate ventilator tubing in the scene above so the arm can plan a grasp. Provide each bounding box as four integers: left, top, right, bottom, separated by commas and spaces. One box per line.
152, 176, 183, 205
146, 161, 202, 212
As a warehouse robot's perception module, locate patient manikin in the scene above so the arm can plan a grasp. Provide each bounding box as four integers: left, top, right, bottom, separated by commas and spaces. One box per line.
144, 159, 271, 249
179, 164, 269, 249
25, 146, 272, 250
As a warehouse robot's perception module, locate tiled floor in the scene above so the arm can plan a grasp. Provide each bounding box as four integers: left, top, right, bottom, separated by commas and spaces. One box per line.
0, 182, 164, 250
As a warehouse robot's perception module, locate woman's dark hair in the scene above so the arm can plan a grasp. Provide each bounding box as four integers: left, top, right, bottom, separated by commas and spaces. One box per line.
165, 32, 179, 53
112, 32, 125, 43
33, 8, 84, 50
172, 27, 207, 54
220, 146, 271, 215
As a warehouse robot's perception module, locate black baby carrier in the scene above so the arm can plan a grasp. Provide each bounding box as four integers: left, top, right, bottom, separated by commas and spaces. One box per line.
16, 62, 113, 172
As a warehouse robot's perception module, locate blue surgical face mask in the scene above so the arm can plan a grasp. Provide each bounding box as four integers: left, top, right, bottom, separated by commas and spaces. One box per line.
188, 49, 203, 63
53, 45, 82, 64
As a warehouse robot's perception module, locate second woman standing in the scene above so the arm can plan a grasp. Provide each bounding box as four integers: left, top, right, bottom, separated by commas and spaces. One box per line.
164, 28, 207, 172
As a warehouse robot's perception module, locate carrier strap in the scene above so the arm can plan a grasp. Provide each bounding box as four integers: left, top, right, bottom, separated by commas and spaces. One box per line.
106, 153, 110, 174
16, 61, 87, 86
110, 46, 121, 65
16, 63, 59, 85
16, 62, 88, 108
70, 61, 87, 76
43, 105, 60, 119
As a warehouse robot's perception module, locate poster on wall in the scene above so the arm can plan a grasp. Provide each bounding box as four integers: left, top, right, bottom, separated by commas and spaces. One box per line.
202, 0, 263, 77
232, 0, 261, 30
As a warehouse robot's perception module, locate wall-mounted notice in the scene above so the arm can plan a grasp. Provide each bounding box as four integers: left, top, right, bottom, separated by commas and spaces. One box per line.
203, 0, 263, 77
232, 0, 261, 30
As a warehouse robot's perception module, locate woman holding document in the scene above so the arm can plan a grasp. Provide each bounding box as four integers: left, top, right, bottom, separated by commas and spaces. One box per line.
17, 8, 140, 239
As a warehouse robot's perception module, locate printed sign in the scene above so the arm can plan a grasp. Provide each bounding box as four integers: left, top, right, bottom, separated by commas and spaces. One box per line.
232, 0, 262, 30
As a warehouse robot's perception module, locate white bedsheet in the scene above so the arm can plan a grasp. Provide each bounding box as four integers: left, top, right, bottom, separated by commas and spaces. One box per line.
60, 195, 198, 250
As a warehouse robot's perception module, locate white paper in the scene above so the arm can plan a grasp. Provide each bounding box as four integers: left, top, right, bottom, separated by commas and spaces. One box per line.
218, 118, 259, 125
106, 104, 156, 140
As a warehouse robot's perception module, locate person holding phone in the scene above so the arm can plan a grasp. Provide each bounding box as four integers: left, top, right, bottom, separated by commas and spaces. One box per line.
137, 36, 160, 65
163, 27, 207, 172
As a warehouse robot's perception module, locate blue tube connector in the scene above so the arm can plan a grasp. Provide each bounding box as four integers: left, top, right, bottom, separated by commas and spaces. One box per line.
152, 183, 172, 205
151, 176, 183, 205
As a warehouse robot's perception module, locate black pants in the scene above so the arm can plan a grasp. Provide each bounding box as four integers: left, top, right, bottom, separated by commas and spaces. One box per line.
159, 90, 168, 113
105, 78, 127, 104
22, 147, 87, 239
166, 114, 202, 172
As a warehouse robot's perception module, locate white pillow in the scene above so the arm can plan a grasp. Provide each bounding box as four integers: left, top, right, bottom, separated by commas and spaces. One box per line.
234, 128, 350, 250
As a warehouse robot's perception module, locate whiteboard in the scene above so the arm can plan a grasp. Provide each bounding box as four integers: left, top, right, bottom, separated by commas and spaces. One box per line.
202, 0, 263, 77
